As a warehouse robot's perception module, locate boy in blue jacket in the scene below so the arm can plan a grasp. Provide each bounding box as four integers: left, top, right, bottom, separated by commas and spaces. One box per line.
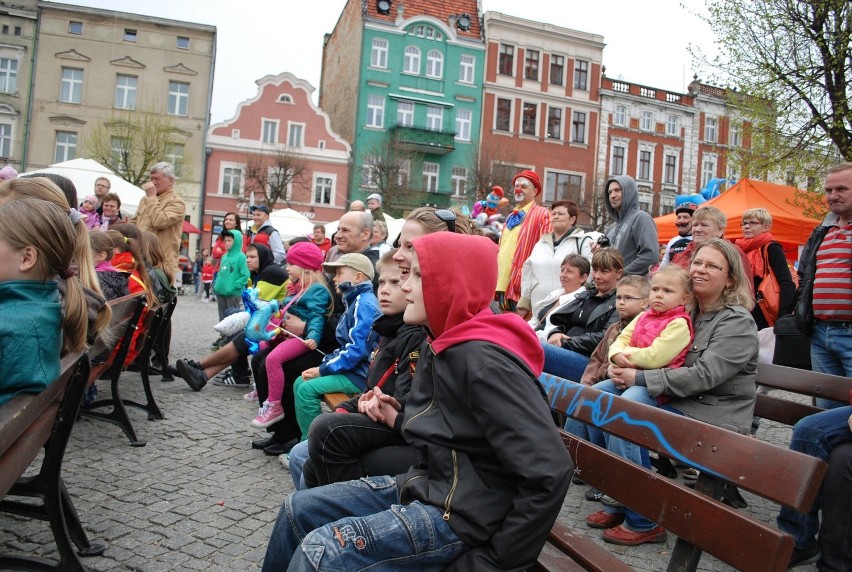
292, 253, 380, 438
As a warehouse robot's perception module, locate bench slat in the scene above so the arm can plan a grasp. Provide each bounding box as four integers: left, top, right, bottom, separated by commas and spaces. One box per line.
540, 522, 633, 572
323, 392, 352, 410
757, 363, 852, 403
755, 394, 822, 427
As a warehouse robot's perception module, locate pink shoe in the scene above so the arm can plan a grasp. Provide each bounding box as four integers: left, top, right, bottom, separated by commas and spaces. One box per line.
243, 389, 258, 402
250, 400, 285, 428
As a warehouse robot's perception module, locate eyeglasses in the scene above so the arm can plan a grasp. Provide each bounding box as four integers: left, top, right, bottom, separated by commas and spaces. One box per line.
741, 220, 762, 227
434, 208, 456, 233
690, 260, 726, 273
616, 295, 644, 302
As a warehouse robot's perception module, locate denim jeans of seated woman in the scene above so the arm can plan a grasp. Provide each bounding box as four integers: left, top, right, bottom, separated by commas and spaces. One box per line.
563, 379, 681, 531
288, 440, 309, 491
542, 342, 591, 384
811, 320, 852, 409
261, 476, 466, 572
776, 406, 852, 550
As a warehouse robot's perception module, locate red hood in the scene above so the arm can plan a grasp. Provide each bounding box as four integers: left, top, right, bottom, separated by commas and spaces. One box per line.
412, 233, 544, 375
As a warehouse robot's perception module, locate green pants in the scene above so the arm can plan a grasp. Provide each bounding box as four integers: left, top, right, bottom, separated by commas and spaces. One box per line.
293, 374, 361, 439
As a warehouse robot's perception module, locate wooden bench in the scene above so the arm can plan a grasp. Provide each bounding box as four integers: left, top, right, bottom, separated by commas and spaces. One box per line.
534, 374, 827, 572
0, 351, 104, 570
81, 295, 177, 447
755, 363, 852, 427
323, 392, 353, 410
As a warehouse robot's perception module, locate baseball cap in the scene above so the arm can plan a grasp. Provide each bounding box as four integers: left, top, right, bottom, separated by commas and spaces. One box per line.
250, 205, 270, 214
323, 253, 375, 280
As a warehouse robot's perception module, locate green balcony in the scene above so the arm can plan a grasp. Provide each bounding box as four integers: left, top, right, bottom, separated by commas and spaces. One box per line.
392, 124, 455, 155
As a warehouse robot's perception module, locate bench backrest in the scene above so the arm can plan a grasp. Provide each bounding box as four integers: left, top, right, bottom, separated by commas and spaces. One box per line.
540, 374, 827, 572
90, 292, 147, 358
755, 363, 852, 426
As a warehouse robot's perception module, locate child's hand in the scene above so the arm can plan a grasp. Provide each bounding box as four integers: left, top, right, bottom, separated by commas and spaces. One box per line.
301, 367, 320, 381
303, 338, 317, 350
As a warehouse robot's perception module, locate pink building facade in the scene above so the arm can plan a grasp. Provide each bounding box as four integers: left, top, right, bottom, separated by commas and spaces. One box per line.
203, 72, 351, 248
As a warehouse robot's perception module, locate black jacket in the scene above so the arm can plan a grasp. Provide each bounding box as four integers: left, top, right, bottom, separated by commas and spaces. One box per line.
545, 288, 618, 355
795, 221, 833, 333
337, 314, 426, 413
396, 341, 572, 571
96, 270, 129, 301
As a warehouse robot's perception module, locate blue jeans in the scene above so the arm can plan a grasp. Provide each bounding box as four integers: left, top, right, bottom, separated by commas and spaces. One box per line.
541, 342, 590, 383
289, 440, 309, 491
811, 320, 852, 409
777, 406, 852, 549
262, 476, 466, 571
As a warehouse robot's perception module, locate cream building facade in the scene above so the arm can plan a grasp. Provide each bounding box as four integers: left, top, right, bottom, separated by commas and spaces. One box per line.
0, 0, 37, 173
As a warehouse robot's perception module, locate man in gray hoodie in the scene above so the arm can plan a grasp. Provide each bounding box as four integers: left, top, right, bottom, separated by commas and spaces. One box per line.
600, 175, 659, 276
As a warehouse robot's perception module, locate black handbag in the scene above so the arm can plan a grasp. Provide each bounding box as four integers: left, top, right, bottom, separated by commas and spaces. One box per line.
772, 314, 812, 370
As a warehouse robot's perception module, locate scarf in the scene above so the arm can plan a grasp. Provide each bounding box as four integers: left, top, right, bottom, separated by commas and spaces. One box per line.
735, 233, 775, 279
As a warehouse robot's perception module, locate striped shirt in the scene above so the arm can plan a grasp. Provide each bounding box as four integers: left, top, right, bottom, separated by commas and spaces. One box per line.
813, 223, 852, 321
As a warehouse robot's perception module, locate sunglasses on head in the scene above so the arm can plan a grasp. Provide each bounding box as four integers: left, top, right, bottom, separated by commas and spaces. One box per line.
434, 208, 457, 233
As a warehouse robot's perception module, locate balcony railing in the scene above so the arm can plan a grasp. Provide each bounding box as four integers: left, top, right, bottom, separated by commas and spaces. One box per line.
391, 124, 456, 155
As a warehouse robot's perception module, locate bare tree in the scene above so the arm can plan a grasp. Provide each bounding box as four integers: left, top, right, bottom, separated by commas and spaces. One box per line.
243, 145, 310, 208
359, 134, 423, 215
466, 137, 522, 200
83, 111, 190, 186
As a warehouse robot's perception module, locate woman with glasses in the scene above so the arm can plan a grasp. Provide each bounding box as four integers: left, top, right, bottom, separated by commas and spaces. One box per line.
735, 208, 795, 329
568, 238, 758, 546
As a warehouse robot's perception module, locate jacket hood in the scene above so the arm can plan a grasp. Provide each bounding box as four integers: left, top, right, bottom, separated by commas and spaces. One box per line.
253, 242, 274, 272
604, 175, 640, 221
412, 233, 544, 374
224, 229, 244, 253
251, 243, 286, 285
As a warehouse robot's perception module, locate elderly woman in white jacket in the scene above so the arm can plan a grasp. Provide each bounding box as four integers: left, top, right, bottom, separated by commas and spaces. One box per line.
529, 254, 591, 342
518, 200, 593, 317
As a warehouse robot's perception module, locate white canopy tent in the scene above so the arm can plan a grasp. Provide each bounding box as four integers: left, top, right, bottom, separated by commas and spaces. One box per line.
20, 158, 145, 216
267, 208, 317, 242
321, 213, 404, 247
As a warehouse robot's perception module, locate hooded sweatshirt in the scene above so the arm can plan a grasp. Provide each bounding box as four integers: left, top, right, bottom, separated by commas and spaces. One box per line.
603, 175, 659, 276
213, 231, 249, 297
249, 243, 288, 302
396, 233, 571, 570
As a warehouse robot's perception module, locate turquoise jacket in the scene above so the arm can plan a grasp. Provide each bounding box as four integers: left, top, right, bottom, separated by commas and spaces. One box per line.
214, 230, 250, 297
0, 281, 62, 406
283, 282, 332, 344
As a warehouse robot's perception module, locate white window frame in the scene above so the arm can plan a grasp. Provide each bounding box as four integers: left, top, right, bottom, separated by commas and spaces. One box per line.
110, 136, 128, 171
54, 131, 77, 162
547, 106, 562, 140
729, 123, 741, 147
524, 49, 539, 81
287, 121, 304, 147
666, 114, 679, 136
544, 169, 584, 204
262, 118, 279, 144
495, 97, 512, 132
701, 153, 718, 187
459, 54, 475, 84
397, 101, 414, 127
397, 159, 410, 187
312, 173, 336, 206
114, 74, 137, 110
660, 191, 676, 215
168, 81, 189, 116
664, 154, 678, 185
451, 166, 467, 196
426, 105, 443, 131
176, 36, 190, 50
549, 54, 564, 85
571, 110, 586, 143
637, 149, 652, 181
403, 46, 420, 74
638, 189, 653, 213
704, 117, 717, 142
366, 96, 385, 128
611, 142, 627, 176
0, 57, 17, 93
522, 102, 537, 136
59, 67, 83, 104
219, 162, 244, 196
425, 49, 443, 78
455, 109, 471, 141
614, 104, 627, 127
498, 44, 514, 76
641, 110, 654, 131
371, 38, 388, 69
573, 59, 588, 90
165, 143, 184, 177
0, 122, 12, 158
422, 162, 439, 192
362, 156, 379, 189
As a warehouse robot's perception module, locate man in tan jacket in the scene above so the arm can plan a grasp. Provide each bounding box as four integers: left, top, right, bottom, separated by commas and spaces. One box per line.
134, 161, 186, 283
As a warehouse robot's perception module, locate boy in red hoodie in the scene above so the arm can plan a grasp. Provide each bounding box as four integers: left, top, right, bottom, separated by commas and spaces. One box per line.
262, 233, 572, 571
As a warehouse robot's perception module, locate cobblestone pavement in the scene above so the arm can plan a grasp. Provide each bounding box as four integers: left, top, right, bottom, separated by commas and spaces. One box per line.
1, 293, 817, 571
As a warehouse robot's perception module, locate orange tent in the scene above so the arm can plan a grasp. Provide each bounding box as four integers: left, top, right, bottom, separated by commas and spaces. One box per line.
654, 179, 822, 246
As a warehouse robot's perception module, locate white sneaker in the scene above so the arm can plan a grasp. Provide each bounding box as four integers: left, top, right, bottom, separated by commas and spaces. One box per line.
279, 453, 290, 471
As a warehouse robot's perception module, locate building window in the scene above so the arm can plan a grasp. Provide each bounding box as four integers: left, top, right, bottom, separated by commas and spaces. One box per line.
524, 49, 539, 81
547, 107, 562, 139
362, 158, 379, 188
123, 29, 137, 42
13, 26, 20, 36
573, 60, 588, 90
403, 46, 420, 74
614, 104, 627, 127
422, 162, 439, 192
426, 106, 443, 131
177, 36, 190, 49
167, 81, 189, 116
666, 115, 679, 136
0, 58, 17, 93
277, 94, 293, 104
638, 150, 652, 180
641, 110, 654, 131
110, 136, 128, 171
705, 117, 717, 142
221, 166, 242, 195
426, 49, 443, 78
114, 74, 137, 110
451, 166, 467, 196
288, 122, 304, 147
455, 109, 471, 141
522, 102, 536, 136
397, 101, 414, 126
366, 95, 384, 128
730, 124, 741, 147
59, 67, 83, 104
397, 159, 410, 186
660, 192, 676, 215
550, 55, 564, 85
544, 171, 583, 203
611, 145, 626, 175
262, 119, 278, 144
68, 21, 83, 35
638, 190, 652, 213
571, 111, 586, 143
459, 54, 475, 84
496, 98, 511, 132
498, 44, 514, 75
371, 38, 388, 68
1, 26, 7, 34
664, 154, 678, 184
701, 153, 718, 187
165, 143, 184, 177
313, 176, 333, 205
0, 123, 11, 157
54, 131, 77, 163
